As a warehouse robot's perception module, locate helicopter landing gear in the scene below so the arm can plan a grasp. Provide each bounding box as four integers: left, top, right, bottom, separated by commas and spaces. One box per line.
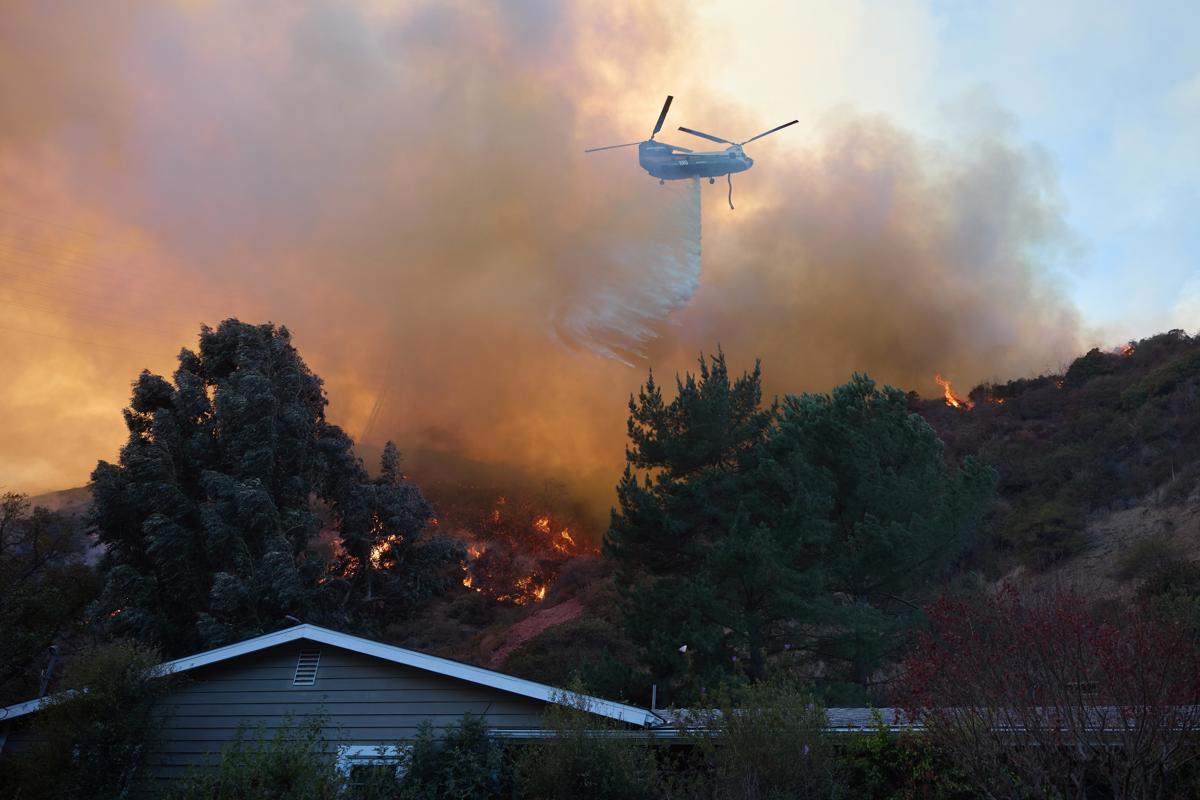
709, 177, 715, 184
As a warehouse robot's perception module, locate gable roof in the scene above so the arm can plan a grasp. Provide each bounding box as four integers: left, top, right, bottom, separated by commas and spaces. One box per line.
0, 624, 666, 728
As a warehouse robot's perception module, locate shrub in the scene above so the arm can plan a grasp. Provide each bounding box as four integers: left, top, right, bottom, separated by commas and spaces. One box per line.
897, 585, 1200, 800
168, 716, 341, 800
1113, 533, 1185, 582
837, 710, 971, 800
676, 676, 840, 800
399, 714, 504, 799
514, 685, 662, 799
1, 641, 166, 800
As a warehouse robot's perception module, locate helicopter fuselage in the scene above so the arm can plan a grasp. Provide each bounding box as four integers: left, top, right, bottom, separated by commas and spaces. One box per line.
638, 140, 753, 181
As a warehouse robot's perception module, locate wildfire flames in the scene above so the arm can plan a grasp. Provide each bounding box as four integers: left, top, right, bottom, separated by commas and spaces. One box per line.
433, 492, 598, 606
935, 374, 974, 410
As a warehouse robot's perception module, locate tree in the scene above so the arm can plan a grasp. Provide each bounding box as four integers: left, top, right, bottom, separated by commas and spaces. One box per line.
606, 352, 780, 694
897, 585, 1200, 800
2, 641, 167, 800
607, 358, 993, 700
755, 375, 996, 689
0, 493, 98, 706
89, 319, 447, 656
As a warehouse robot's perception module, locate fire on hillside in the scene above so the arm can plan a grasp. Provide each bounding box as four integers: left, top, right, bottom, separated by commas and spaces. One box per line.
433, 491, 598, 606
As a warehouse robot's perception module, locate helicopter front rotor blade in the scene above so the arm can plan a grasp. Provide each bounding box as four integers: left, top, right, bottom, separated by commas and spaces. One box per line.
740, 119, 799, 145
678, 126, 734, 145
651, 95, 674, 138
584, 141, 642, 153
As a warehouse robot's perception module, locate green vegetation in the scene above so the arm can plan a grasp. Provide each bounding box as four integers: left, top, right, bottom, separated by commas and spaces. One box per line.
607, 355, 995, 701
514, 688, 662, 799
929, 330, 1200, 571
89, 320, 459, 656
1, 641, 167, 800
9, 324, 1200, 796
169, 717, 341, 800
0, 492, 98, 706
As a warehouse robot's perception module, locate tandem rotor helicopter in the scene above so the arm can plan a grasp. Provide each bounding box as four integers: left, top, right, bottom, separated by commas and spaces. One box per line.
585, 95, 797, 209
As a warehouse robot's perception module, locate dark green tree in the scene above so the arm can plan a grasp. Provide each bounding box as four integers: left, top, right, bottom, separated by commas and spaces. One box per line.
89, 319, 447, 656
607, 357, 995, 699
0, 493, 98, 705
605, 352, 781, 692
757, 375, 996, 690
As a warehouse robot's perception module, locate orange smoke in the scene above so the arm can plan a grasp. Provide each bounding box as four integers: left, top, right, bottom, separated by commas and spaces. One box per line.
0, 1, 1085, 517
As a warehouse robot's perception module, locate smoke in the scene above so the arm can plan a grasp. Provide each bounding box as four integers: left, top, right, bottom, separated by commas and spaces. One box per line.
0, 1, 1083, 528
554, 177, 702, 364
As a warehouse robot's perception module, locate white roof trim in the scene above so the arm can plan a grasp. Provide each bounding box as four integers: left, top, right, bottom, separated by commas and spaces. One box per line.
0, 695, 54, 722
0, 624, 665, 728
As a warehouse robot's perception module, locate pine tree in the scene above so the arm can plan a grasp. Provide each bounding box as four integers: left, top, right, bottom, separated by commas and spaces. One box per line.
756, 374, 996, 691
607, 358, 995, 700
89, 320, 446, 655
605, 352, 781, 691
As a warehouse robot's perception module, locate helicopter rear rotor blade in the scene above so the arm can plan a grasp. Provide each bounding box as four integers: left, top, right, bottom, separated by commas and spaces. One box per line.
740, 119, 799, 145
678, 126, 734, 145
584, 141, 642, 153
651, 95, 673, 138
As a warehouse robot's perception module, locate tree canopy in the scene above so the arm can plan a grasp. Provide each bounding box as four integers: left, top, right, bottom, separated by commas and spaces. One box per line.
0, 493, 97, 706
90, 319, 452, 656
606, 355, 995, 701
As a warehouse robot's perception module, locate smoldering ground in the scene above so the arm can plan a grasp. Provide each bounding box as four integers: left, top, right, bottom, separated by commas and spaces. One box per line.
0, 1, 1082, 530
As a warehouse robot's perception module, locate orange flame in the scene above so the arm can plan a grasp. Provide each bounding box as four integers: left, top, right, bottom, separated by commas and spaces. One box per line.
534, 516, 551, 533
1119, 343, 1135, 357
935, 374, 974, 410
369, 533, 402, 569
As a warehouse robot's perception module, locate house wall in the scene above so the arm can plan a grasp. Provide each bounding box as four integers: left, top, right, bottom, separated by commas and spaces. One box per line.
142, 639, 550, 789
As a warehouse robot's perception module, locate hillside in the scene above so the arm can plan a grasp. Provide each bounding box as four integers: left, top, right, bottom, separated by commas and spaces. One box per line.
17, 330, 1200, 704
914, 329, 1200, 580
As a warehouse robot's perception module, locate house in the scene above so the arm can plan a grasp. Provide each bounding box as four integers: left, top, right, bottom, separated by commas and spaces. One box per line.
0, 624, 666, 790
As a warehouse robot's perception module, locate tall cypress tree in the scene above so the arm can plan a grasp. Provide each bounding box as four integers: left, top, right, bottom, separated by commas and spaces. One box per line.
90, 320, 446, 655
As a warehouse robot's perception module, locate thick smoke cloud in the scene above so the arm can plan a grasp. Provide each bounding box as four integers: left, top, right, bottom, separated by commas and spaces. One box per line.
0, 1, 1082, 527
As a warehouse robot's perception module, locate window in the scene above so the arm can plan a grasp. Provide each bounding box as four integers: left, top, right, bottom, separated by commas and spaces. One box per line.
336, 744, 410, 788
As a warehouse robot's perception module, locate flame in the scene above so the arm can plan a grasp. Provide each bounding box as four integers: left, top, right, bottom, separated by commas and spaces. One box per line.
369, 533, 402, 569
1119, 343, 1135, 357
509, 575, 549, 604
935, 374, 974, 410
467, 543, 483, 560
534, 516, 551, 533
462, 574, 473, 588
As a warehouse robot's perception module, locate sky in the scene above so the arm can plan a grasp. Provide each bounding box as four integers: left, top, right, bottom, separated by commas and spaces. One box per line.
0, 0, 1196, 507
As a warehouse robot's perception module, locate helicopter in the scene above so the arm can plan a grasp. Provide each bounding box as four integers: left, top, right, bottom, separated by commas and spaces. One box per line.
585, 95, 798, 209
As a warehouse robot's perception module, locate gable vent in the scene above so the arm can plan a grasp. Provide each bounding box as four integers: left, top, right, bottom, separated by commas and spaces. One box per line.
293, 650, 321, 686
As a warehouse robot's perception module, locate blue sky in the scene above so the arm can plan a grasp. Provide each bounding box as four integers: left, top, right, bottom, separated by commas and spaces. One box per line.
701, 0, 1199, 340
